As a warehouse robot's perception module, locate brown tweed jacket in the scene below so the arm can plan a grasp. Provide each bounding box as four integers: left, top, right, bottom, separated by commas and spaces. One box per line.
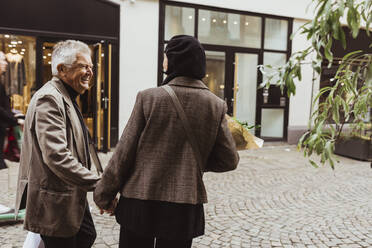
14, 77, 100, 237
94, 77, 239, 208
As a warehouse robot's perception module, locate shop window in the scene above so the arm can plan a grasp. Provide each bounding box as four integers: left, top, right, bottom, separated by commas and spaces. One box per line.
264, 18, 288, 51
198, 10, 261, 48
204, 51, 225, 99
0, 34, 36, 115
165, 6, 195, 40
263, 52, 287, 84
319, 27, 372, 124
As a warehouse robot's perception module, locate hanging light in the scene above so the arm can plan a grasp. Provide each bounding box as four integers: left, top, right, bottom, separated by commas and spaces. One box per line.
4, 35, 10, 38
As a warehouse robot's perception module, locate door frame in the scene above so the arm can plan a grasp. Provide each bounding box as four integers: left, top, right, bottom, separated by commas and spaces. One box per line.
36, 37, 113, 151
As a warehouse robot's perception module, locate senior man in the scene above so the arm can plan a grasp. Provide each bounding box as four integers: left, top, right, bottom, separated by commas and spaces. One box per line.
15, 40, 100, 248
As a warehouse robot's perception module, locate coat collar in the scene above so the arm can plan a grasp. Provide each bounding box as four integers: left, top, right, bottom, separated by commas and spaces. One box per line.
50, 77, 74, 109
168, 76, 209, 90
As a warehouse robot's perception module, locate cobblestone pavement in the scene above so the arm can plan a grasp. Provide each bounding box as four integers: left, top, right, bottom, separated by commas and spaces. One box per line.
0, 145, 371, 248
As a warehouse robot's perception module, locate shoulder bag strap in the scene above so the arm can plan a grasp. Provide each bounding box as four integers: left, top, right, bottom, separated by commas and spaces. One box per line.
162, 85, 203, 178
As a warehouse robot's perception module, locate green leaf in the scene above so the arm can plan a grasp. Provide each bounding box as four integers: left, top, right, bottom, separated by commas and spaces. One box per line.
351, 10, 361, 38
325, 38, 333, 62
332, 100, 340, 123
338, 0, 345, 16
339, 26, 347, 49
309, 159, 319, 168
342, 50, 362, 62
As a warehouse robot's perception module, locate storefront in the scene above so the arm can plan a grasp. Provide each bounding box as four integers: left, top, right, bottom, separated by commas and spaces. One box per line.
158, 1, 293, 141
0, 0, 120, 151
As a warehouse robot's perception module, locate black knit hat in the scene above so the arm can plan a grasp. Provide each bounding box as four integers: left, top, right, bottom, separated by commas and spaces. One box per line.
162, 35, 206, 85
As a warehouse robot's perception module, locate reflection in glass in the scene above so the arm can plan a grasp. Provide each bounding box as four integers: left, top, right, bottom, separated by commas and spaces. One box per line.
0, 34, 36, 114
203, 51, 225, 99
261, 108, 284, 138
234, 53, 258, 134
165, 6, 195, 40
263, 52, 287, 84
198, 10, 261, 48
264, 18, 288, 50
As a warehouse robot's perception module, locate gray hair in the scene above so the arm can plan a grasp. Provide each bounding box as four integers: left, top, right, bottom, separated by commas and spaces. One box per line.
51, 40, 91, 76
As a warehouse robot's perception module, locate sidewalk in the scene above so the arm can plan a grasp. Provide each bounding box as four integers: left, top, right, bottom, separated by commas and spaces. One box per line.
0, 145, 371, 248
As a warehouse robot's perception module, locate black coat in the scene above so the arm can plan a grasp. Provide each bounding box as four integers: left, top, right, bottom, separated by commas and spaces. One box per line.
0, 82, 17, 128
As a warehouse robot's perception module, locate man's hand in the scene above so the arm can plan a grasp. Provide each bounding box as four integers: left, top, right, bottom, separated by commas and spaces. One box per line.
98, 197, 118, 216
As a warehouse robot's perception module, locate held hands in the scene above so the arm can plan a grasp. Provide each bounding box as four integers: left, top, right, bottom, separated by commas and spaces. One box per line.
98, 197, 118, 216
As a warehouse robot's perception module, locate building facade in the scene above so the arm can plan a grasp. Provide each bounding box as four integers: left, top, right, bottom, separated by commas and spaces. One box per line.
1, 0, 322, 148
115, 0, 317, 144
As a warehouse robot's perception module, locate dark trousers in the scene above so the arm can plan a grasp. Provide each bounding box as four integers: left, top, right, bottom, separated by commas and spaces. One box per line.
41, 205, 96, 248
119, 227, 192, 248
0, 127, 7, 170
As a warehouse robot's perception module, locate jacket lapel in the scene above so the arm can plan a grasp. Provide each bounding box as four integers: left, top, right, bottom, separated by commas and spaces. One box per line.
50, 77, 88, 167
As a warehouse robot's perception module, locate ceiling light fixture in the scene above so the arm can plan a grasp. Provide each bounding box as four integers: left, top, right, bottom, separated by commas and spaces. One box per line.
212, 19, 217, 23
223, 20, 227, 24
202, 18, 206, 21
4, 35, 10, 38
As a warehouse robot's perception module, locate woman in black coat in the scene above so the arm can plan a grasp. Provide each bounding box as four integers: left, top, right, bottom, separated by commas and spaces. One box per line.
0, 51, 17, 169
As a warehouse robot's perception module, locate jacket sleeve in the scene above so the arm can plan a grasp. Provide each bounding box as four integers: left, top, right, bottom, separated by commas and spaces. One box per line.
35, 95, 100, 192
205, 103, 239, 172
94, 91, 146, 209
0, 84, 17, 126
0, 107, 17, 126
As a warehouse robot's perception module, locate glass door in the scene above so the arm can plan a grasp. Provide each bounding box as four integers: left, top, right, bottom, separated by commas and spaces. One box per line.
92, 42, 112, 152
38, 39, 112, 151
233, 53, 259, 134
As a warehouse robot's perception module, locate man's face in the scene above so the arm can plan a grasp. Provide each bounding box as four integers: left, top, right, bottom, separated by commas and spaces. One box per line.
62, 53, 93, 94
0, 52, 7, 75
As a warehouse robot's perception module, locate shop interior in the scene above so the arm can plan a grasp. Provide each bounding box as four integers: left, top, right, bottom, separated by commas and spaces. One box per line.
0, 34, 111, 151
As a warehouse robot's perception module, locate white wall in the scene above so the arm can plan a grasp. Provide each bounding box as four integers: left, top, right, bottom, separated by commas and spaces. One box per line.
112, 0, 160, 134
288, 19, 317, 127
169, 0, 314, 20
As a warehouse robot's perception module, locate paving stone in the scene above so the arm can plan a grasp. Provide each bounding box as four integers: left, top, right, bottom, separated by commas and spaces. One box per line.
0, 146, 371, 248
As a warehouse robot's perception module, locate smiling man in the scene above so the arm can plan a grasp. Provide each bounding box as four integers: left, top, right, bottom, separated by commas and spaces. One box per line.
15, 40, 100, 248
